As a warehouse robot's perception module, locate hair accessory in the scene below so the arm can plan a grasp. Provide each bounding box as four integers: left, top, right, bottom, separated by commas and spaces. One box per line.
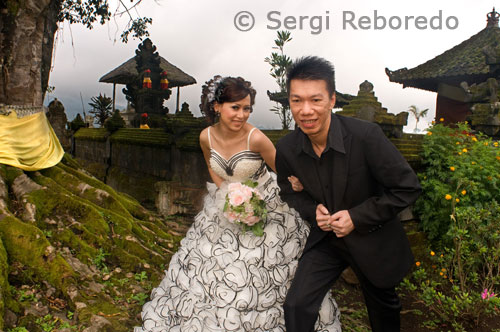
207, 76, 224, 103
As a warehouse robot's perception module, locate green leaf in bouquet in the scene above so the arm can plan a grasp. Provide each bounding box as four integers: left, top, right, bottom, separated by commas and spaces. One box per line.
223, 200, 229, 212
243, 180, 258, 188
252, 221, 264, 237
233, 204, 246, 213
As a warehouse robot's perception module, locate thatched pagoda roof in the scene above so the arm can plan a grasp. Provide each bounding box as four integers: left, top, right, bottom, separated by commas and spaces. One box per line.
386, 9, 500, 92
99, 56, 196, 88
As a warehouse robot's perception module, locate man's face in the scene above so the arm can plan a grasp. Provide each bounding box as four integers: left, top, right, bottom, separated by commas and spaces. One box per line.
289, 79, 336, 139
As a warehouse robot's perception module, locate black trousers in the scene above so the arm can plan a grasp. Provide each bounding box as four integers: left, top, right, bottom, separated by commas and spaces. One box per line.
284, 234, 402, 332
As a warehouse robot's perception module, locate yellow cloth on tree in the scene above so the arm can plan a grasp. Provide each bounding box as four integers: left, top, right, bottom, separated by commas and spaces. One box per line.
0, 111, 64, 171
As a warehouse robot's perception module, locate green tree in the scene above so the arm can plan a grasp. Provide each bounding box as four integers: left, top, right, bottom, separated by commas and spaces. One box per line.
69, 113, 86, 131
105, 109, 126, 132
0, 0, 152, 107
88, 93, 112, 126
265, 30, 293, 129
407, 105, 429, 133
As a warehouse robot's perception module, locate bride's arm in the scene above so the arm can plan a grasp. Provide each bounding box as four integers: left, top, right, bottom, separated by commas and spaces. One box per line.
250, 129, 303, 191
248, 128, 276, 172
199, 128, 225, 188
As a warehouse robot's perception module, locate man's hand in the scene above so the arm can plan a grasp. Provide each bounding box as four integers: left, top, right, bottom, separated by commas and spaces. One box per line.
288, 175, 304, 192
329, 210, 355, 237
316, 204, 333, 232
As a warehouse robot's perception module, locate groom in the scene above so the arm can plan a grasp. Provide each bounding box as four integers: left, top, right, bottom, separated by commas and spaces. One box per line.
276, 56, 422, 332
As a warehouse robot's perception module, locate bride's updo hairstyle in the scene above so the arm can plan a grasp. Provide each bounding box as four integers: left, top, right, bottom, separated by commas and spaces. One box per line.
200, 76, 256, 124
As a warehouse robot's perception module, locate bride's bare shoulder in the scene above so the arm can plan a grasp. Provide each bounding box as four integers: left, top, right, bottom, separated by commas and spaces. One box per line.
199, 126, 211, 150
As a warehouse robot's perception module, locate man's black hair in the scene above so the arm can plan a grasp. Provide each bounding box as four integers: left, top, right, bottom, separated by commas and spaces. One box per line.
286, 56, 336, 96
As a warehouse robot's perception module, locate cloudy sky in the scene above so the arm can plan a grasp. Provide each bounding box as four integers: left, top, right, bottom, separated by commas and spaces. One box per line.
48, 0, 495, 131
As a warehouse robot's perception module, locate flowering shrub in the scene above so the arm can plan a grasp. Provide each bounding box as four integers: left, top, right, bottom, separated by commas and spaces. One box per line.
403, 122, 500, 330
415, 122, 500, 244
223, 180, 267, 236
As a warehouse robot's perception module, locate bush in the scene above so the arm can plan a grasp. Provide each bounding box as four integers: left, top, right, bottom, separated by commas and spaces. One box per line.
104, 110, 125, 133
404, 122, 500, 330
69, 113, 86, 132
415, 122, 500, 245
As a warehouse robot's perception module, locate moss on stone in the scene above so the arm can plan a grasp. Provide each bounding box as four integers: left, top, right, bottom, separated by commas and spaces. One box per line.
72, 157, 108, 181
40, 165, 133, 220
3, 165, 24, 186
74, 128, 109, 141
110, 128, 173, 147
56, 163, 149, 221
61, 153, 82, 170
0, 236, 9, 330
77, 299, 130, 332
0, 215, 76, 293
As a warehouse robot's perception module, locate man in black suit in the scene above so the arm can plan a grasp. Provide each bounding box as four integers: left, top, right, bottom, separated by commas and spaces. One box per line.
276, 56, 422, 332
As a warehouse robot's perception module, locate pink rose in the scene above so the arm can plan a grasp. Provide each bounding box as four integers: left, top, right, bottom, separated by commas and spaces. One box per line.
244, 215, 260, 226
226, 211, 238, 223
228, 182, 243, 192
229, 192, 245, 206
242, 186, 253, 202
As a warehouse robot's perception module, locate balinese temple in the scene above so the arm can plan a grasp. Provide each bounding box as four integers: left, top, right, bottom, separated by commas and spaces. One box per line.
336, 80, 408, 138
99, 39, 196, 126
386, 8, 500, 130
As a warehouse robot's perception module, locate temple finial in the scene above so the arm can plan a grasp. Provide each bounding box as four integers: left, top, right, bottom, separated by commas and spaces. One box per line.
486, 7, 500, 28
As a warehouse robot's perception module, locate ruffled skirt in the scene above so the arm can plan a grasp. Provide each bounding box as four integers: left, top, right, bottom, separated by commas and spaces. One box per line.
135, 173, 341, 331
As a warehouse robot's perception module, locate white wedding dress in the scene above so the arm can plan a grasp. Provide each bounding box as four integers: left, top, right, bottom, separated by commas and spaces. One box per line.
135, 128, 342, 332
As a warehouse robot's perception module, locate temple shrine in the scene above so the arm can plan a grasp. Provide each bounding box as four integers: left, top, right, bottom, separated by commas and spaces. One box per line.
99, 39, 196, 127
386, 8, 500, 136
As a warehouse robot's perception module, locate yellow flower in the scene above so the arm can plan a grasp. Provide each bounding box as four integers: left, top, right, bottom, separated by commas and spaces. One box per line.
461, 190, 467, 195
440, 254, 444, 258
458, 152, 462, 155
471, 161, 476, 165
456, 198, 460, 203
445, 194, 452, 200
462, 148, 468, 153
415, 261, 421, 267
431, 121, 435, 125
472, 137, 478, 142
494, 142, 499, 147
484, 142, 489, 146
496, 156, 500, 161
456, 141, 460, 145
430, 251, 436, 256
441, 268, 446, 272
439, 118, 444, 122
440, 272, 444, 276
450, 166, 455, 171
443, 275, 448, 279
427, 131, 433, 136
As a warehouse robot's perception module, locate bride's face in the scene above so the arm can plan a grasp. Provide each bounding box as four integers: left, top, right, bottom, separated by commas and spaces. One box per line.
214, 95, 252, 131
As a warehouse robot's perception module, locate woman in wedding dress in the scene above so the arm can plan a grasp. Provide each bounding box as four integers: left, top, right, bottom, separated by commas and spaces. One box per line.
134, 76, 342, 332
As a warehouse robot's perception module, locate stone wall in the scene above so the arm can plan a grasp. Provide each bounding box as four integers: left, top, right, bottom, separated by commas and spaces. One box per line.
72, 126, 424, 218
73, 127, 210, 215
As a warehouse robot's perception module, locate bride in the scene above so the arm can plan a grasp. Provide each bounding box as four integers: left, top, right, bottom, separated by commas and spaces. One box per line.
134, 76, 342, 332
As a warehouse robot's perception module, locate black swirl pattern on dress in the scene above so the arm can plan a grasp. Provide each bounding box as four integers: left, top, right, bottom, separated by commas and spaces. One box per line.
134, 152, 342, 332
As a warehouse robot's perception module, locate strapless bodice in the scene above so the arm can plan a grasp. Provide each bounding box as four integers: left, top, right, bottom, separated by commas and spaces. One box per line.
209, 149, 267, 183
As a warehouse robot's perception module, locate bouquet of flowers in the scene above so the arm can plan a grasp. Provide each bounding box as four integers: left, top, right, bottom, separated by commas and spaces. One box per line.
223, 180, 267, 236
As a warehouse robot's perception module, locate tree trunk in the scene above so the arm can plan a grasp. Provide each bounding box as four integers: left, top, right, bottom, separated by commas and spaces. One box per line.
0, 0, 61, 106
